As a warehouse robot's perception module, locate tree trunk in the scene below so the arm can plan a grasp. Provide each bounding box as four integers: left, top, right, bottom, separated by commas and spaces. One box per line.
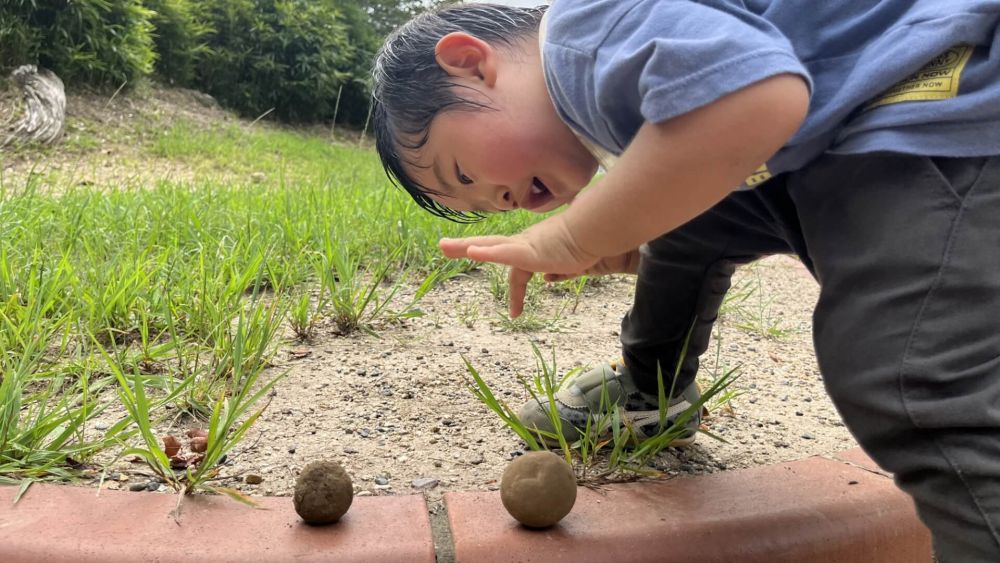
1, 65, 66, 148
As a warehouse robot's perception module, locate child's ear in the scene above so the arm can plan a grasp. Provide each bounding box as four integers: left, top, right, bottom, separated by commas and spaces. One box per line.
435, 32, 497, 87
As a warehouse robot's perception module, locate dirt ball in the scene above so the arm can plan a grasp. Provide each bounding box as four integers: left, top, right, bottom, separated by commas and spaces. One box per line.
293, 460, 353, 525
500, 451, 577, 528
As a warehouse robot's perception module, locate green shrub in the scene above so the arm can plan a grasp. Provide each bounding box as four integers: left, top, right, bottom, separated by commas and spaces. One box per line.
325, 0, 381, 125
0, 0, 454, 123
0, 6, 43, 74
0, 0, 156, 87
145, 0, 210, 86
195, 0, 356, 122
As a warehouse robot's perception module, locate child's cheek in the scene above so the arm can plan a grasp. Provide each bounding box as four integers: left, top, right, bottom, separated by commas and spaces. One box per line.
483, 143, 535, 184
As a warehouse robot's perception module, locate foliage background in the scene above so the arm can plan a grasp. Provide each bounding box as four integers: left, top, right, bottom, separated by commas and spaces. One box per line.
0, 0, 446, 124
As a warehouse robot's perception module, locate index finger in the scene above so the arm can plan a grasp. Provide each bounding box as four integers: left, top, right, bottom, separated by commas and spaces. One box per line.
508, 267, 533, 318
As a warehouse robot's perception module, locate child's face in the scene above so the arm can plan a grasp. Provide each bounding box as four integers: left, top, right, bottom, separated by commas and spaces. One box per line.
407, 105, 598, 214
403, 32, 598, 215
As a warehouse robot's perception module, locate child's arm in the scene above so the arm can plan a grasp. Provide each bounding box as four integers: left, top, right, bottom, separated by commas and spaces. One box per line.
440, 73, 809, 317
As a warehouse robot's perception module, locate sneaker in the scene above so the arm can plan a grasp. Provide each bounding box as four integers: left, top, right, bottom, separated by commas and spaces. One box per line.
517, 359, 701, 447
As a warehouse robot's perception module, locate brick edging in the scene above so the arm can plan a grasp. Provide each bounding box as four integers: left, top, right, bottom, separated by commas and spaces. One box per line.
444, 450, 932, 563
0, 449, 930, 562
0, 484, 435, 562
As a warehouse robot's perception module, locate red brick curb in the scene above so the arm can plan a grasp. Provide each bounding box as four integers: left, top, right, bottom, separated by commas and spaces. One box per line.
445, 450, 932, 563
0, 484, 435, 563
0, 449, 931, 562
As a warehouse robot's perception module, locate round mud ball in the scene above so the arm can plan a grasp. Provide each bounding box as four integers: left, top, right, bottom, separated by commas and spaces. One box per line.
500, 451, 577, 528
293, 460, 353, 525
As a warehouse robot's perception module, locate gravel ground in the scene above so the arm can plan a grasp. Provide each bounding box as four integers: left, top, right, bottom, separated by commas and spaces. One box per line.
89, 255, 858, 510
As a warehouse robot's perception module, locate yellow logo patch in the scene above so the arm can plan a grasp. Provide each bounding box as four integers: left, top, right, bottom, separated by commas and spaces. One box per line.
866, 45, 974, 110
744, 163, 772, 188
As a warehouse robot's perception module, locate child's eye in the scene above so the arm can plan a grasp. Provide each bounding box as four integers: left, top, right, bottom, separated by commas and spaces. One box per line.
456, 163, 474, 185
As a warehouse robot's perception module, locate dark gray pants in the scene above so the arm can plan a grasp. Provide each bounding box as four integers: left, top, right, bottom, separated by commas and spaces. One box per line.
622, 152, 1000, 562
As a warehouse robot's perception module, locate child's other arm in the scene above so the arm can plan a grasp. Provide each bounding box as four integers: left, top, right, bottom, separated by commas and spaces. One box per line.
562, 73, 808, 260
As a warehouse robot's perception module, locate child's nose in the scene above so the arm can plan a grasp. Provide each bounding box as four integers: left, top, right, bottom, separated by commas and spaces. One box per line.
495, 187, 518, 211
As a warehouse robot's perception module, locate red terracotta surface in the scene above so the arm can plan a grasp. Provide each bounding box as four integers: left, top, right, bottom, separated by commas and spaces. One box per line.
0, 484, 434, 563
831, 447, 892, 477
445, 455, 932, 563
0, 451, 933, 562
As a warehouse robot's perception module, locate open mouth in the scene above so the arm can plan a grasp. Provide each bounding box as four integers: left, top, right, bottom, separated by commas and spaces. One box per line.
525, 177, 554, 210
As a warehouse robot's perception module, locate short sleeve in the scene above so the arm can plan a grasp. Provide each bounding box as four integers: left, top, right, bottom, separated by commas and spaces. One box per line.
544, 0, 812, 151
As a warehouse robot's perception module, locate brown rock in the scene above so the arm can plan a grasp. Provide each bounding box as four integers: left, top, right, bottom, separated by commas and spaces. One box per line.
500, 451, 577, 528
293, 460, 353, 525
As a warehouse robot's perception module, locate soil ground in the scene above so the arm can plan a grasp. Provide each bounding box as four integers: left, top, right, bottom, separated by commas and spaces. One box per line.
217, 255, 858, 501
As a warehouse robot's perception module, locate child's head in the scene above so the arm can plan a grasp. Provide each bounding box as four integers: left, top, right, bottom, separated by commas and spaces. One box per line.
372, 3, 597, 221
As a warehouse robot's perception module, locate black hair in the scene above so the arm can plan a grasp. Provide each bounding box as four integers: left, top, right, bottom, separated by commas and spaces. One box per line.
371, 3, 546, 222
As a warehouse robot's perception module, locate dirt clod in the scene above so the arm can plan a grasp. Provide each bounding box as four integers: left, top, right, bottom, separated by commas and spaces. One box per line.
162, 436, 180, 458
293, 460, 353, 525
500, 451, 576, 528
190, 436, 207, 453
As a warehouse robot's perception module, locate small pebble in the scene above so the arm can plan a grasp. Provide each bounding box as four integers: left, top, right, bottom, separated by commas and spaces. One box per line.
245, 474, 264, 484
412, 477, 439, 490
129, 483, 147, 492
374, 476, 389, 486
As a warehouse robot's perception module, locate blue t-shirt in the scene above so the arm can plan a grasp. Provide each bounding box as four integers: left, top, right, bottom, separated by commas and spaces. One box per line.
542, 0, 1000, 184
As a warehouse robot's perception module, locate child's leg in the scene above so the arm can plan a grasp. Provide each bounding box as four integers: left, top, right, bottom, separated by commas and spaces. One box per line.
791, 153, 1000, 562
621, 180, 802, 396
